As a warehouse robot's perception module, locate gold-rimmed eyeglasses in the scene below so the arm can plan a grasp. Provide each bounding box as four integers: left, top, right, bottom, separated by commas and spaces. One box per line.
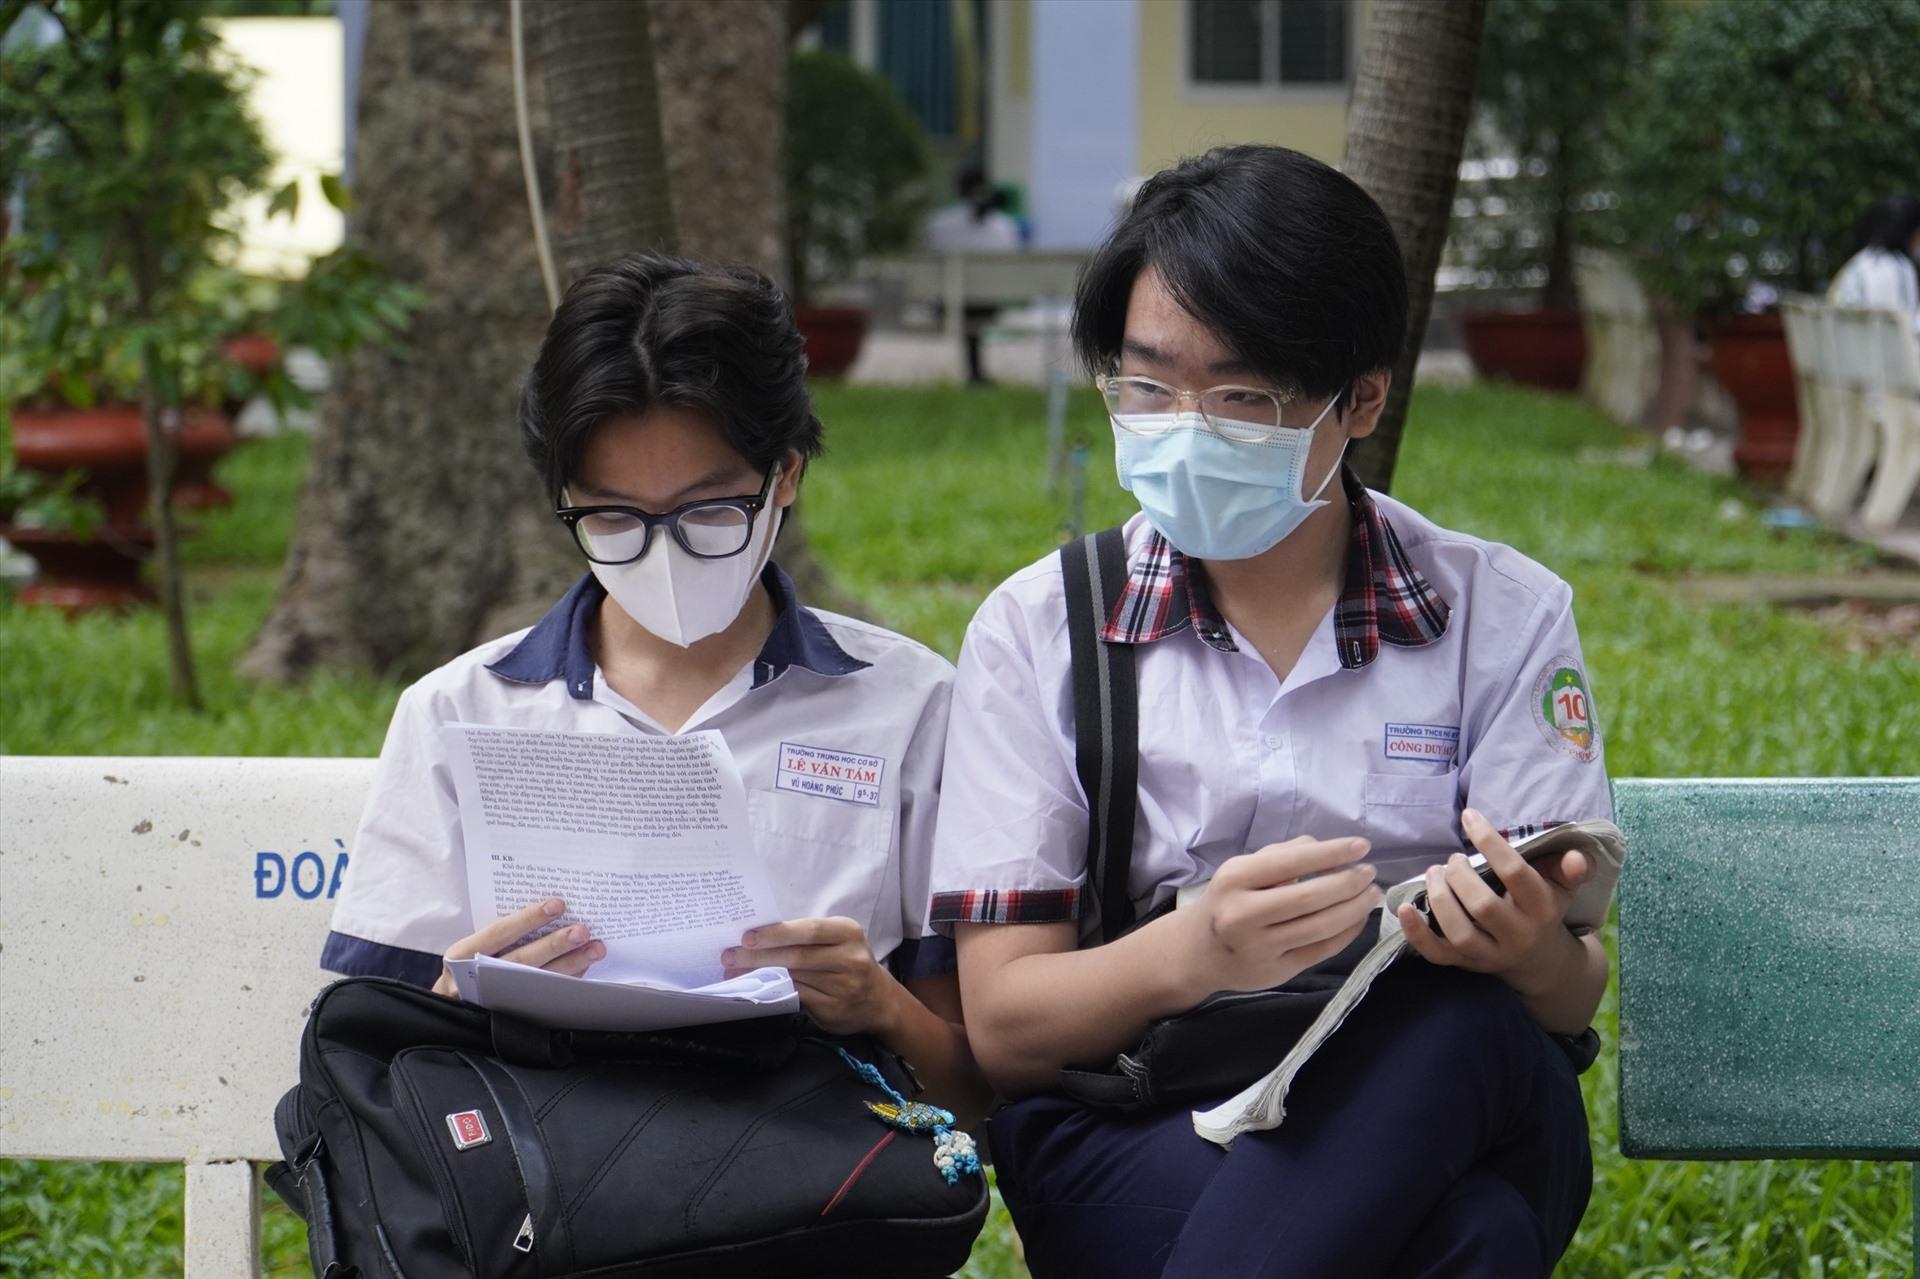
1096, 374, 1301, 443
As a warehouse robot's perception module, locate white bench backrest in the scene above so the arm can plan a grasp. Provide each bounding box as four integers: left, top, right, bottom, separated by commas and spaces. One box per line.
1780, 293, 1827, 377
1858, 304, 1920, 395
1829, 305, 1883, 388
0, 756, 374, 1165
1574, 248, 1650, 322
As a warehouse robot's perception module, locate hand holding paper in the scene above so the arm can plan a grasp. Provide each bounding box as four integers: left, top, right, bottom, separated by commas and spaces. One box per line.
439, 723, 798, 1028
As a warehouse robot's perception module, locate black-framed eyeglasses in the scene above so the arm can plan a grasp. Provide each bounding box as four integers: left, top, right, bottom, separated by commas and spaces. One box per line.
555, 466, 777, 565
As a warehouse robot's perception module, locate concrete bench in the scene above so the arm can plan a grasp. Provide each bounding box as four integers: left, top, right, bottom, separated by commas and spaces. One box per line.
0, 756, 371, 1279
9, 760, 1917, 1274
1614, 777, 1920, 1272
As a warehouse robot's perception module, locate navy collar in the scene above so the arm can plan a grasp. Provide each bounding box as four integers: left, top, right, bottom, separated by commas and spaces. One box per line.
485, 563, 870, 699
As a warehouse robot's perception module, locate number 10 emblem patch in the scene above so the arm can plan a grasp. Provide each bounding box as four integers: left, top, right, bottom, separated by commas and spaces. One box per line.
1532, 657, 1599, 762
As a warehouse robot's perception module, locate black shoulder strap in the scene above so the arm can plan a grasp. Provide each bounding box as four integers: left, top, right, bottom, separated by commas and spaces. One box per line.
1059, 526, 1139, 946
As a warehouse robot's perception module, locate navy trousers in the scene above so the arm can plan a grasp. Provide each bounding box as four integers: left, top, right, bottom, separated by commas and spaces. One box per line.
988, 963, 1593, 1279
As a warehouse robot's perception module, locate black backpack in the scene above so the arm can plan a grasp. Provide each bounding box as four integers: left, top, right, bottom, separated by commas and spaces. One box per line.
266, 976, 988, 1278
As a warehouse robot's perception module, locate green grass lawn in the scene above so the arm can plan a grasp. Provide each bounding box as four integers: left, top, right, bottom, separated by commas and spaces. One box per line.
2, 382, 1914, 1276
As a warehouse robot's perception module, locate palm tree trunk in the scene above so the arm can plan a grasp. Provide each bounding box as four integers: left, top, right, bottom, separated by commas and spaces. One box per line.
533, 0, 676, 281
1342, 0, 1487, 495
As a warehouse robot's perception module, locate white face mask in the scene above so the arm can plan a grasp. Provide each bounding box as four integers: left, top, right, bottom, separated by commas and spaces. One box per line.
583, 474, 785, 648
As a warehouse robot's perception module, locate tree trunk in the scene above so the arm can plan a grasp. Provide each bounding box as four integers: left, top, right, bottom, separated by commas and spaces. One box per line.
243, 1, 571, 681
648, 0, 864, 618
245, 0, 860, 683
649, 0, 784, 274
126, 212, 203, 708
1342, 0, 1487, 495
1540, 138, 1580, 311
534, 0, 676, 281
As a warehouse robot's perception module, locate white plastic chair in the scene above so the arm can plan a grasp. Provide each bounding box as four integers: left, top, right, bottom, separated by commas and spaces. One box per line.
1576, 249, 1658, 426
1856, 306, 1920, 530
1779, 294, 1832, 504
1811, 305, 1883, 518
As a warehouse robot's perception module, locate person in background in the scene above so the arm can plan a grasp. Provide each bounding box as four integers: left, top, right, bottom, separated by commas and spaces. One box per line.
924, 165, 1023, 384
1829, 194, 1920, 336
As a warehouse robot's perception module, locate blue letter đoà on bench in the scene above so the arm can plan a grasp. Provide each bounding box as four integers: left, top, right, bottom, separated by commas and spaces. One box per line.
1615, 778, 1920, 1271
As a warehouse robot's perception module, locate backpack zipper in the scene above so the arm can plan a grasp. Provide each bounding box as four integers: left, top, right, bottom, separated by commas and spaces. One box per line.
513, 1213, 534, 1254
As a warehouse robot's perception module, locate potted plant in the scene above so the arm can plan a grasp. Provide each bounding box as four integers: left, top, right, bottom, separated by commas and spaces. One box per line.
1607, 0, 1920, 483
0, 0, 417, 701
1449, 0, 1639, 391
785, 49, 932, 376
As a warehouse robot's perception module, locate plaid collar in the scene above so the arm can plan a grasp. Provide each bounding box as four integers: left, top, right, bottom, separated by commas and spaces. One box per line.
1100, 465, 1452, 669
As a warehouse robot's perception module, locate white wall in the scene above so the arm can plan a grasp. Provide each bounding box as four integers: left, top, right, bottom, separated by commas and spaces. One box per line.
213, 17, 346, 278
1026, 0, 1139, 250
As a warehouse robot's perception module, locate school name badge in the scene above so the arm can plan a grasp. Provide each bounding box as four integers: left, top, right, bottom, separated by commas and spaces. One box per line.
1383, 722, 1461, 762
775, 742, 886, 806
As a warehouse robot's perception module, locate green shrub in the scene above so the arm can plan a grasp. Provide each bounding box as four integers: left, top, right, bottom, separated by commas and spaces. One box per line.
1608, 0, 1920, 312
785, 49, 933, 303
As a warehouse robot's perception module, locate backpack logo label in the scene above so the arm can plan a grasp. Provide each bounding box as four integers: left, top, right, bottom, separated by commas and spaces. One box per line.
446, 1110, 490, 1150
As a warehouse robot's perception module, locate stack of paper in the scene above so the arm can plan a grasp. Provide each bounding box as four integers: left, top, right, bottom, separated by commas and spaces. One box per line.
444, 956, 798, 1033
440, 722, 798, 1033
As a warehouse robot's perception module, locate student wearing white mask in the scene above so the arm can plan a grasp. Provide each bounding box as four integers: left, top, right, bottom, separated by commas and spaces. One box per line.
324, 255, 987, 1120
929, 146, 1613, 1277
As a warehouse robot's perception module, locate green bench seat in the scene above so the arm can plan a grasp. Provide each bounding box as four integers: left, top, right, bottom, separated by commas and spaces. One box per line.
1614, 778, 1920, 1271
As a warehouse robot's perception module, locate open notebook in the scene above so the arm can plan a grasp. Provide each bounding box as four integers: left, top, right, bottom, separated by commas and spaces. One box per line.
1187, 819, 1628, 1146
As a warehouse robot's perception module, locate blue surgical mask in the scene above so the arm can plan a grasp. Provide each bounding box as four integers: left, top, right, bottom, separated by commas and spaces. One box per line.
1111, 394, 1347, 560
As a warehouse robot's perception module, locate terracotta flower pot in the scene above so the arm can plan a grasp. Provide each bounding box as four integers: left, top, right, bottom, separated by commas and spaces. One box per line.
1706, 313, 1800, 486
1456, 308, 1590, 392
794, 304, 870, 378
1, 522, 157, 614
9, 402, 241, 519
219, 332, 281, 379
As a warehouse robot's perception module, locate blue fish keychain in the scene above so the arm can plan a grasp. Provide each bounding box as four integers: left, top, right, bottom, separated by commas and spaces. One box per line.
833, 1047, 981, 1185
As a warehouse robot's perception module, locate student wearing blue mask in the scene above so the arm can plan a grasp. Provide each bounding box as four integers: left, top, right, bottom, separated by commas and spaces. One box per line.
929, 146, 1615, 1277
323, 255, 987, 1125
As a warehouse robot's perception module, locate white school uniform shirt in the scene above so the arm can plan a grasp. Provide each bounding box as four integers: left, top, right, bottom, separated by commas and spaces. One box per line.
1829, 247, 1920, 337
324, 566, 955, 986
928, 468, 1613, 941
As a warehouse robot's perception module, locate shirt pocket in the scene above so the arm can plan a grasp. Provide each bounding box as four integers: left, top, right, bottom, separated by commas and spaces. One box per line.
1360, 770, 1463, 868
747, 790, 897, 937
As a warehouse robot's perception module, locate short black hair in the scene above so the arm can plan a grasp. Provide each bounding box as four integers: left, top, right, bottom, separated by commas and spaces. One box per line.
519, 254, 823, 505
1855, 194, 1920, 255
1072, 145, 1407, 405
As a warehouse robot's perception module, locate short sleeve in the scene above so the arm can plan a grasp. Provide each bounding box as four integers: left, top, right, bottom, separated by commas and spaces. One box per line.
1457, 579, 1617, 933
321, 684, 471, 985
886, 670, 957, 980
927, 598, 1088, 934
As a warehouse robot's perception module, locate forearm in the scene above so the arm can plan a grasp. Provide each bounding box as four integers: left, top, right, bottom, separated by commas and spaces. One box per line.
873, 981, 994, 1130
1504, 928, 1609, 1035
958, 918, 1200, 1098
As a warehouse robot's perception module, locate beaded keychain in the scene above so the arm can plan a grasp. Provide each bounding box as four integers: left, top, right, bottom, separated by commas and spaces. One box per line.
832, 1046, 981, 1185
